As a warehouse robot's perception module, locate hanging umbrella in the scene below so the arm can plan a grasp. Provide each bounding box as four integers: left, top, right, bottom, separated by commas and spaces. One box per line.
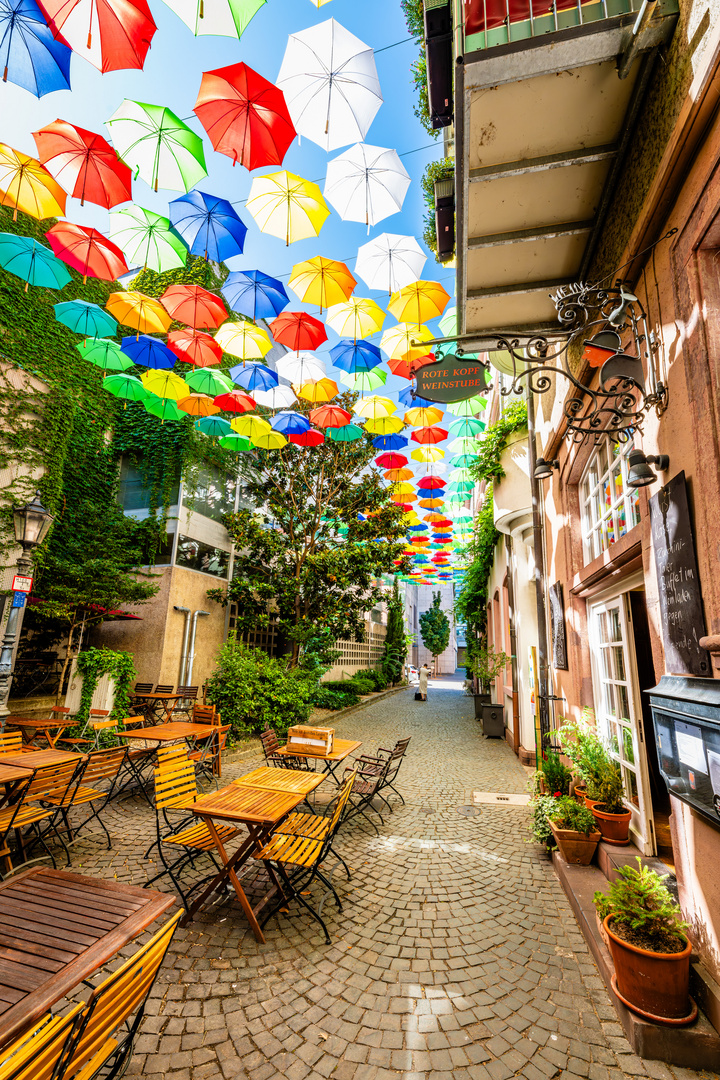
418, 497, 445, 509
277, 19, 382, 151
229, 362, 277, 393
388, 280, 451, 324
214, 389, 255, 412
398, 382, 433, 407
178, 393, 219, 416
141, 369, 189, 399
245, 171, 329, 245
0, 231, 70, 290
231, 414, 271, 439
105, 101, 207, 193
33, 120, 131, 207
107, 292, 172, 335
288, 256, 356, 310
411, 426, 448, 445
194, 61, 295, 170
390, 482, 415, 498
77, 338, 133, 371
448, 417, 485, 436
446, 394, 487, 416
145, 397, 184, 421
196, 415, 232, 437
289, 429, 324, 447
354, 395, 395, 420
222, 270, 288, 320
215, 320, 271, 359
384, 468, 413, 481
355, 233, 426, 294
417, 476, 446, 490
375, 452, 407, 468
160, 285, 227, 329
0, 0, 71, 96
364, 415, 403, 435
381, 322, 434, 361
169, 190, 247, 261
324, 143, 409, 228
411, 446, 444, 462
103, 372, 148, 404
219, 433, 252, 451
253, 384, 296, 409
55, 300, 117, 338
439, 305, 457, 337
122, 335, 176, 369
160, 0, 264, 37
276, 351, 325, 384
167, 328, 223, 367
253, 430, 287, 450
405, 406, 444, 427
0, 144, 65, 220
38, 0, 156, 71
325, 297, 384, 340
327, 424, 363, 442
309, 405, 351, 428
448, 454, 478, 469
271, 411, 310, 436
295, 378, 337, 403
387, 354, 430, 380
373, 434, 407, 451
109, 206, 187, 273
46, 222, 128, 282
329, 338, 382, 374
185, 367, 233, 395
341, 369, 386, 393
269, 310, 326, 351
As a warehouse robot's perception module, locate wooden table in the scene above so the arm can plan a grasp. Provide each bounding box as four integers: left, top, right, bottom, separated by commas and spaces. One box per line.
0, 765, 33, 787
129, 693, 183, 725
4, 717, 71, 750
0, 867, 174, 1048
0, 749, 82, 769
275, 739, 362, 784
233, 766, 326, 797
184, 769, 326, 940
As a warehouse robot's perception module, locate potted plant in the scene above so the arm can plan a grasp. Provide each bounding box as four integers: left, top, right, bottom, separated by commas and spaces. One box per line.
528, 791, 561, 852
594, 858, 694, 1023
557, 713, 610, 805
547, 796, 602, 865
591, 762, 632, 845
539, 749, 572, 795
469, 646, 509, 719
593, 891, 612, 948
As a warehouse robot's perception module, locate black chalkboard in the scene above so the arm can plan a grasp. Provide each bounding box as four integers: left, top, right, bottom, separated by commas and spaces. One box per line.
549, 582, 568, 670
415, 355, 489, 403
648, 472, 709, 677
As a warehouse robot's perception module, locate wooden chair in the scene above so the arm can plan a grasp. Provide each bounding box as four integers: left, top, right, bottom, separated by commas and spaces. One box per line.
255, 770, 356, 944
0, 731, 32, 754
192, 703, 218, 726
154, 684, 174, 694
173, 685, 199, 720
0, 911, 182, 1080
341, 755, 395, 836
0, 759, 82, 871
260, 725, 313, 771
59, 708, 112, 751
133, 682, 153, 695
189, 724, 230, 787
41, 746, 128, 852
352, 737, 411, 811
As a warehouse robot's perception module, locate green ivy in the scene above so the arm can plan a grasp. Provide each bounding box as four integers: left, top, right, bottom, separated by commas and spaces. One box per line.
75, 646, 136, 725
455, 485, 498, 643
420, 159, 455, 262
470, 400, 528, 485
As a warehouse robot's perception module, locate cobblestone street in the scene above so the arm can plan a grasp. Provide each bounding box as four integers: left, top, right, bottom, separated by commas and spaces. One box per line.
67, 676, 718, 1080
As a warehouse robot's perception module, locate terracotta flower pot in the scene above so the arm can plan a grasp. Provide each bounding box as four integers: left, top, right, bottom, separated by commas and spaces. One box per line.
549, 821, 601, 865
596, 912, 610, 949
592, 804, 631, 844
604, 916, 694, 1023
583, 794, 600, 810
573, 785, 587, 803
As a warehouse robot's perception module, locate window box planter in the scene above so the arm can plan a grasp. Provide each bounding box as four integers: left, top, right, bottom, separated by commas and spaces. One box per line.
549, 820, 601, 866
604, 916, 695, 1024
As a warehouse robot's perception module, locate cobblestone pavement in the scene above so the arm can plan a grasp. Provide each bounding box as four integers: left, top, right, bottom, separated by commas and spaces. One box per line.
60, 676, 717, 1080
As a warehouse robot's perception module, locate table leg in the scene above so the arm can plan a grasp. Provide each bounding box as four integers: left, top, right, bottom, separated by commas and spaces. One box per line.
322, 760, 344, 786
188, 819, 267, 942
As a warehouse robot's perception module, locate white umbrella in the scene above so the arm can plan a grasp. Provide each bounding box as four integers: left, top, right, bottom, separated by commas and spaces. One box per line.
355, 232, 426, 294
253, 385, 297, 408
161, 0, 265, 37
276, 351, 326, 383
324, 143, 410, 229
276, 19, 382, 152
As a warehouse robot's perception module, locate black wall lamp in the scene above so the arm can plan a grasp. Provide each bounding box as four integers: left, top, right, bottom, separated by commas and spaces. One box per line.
533, 458, 560, 480
626, 450, 669, 489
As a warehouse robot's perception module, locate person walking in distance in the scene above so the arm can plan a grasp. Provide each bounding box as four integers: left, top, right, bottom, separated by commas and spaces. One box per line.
418, 663, 429, 701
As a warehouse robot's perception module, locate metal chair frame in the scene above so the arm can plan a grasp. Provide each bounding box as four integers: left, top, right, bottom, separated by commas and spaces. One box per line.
352, 737, 411, 812
41, 746, 128, 853
260, 725, 314, 772
1, 759, 82, 872
341, 755, 398, 836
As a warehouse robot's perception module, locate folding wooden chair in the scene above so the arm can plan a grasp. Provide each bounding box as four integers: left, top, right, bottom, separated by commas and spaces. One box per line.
59, 708, 111, 751
0, 732, 32, 754
352, 737, 411, 811
0, 759, 81, 871
189, 724, 230, 788
0, 1006, 82, 1080
173, 685, 199, 720
41, 746, 128, 852
133, 683, 153, 695
341, 756, 395, 836
154, 684, 174, 694
254, 770, 356, 944
260, 725, 313, 771
191, 703, 218, 726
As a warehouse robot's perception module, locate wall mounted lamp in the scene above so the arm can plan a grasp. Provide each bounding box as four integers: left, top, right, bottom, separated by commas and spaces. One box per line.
626, 450, 669, 489
533, 458, 560, 480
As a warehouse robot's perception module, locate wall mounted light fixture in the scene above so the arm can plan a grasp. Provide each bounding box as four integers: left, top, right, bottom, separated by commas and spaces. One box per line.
626, 450, 669, 489
533, 458, 560, 480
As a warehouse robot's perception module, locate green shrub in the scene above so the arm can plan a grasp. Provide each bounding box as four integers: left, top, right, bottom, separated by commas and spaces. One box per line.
540, 750, 573, 796
322, 679, 372, 695
547, 796, 597, 835
311, 687, 359, 710
353, 668, 387, 692
594, 761, 626, 814
529, 793, 561, 846
593, 857, 688, 952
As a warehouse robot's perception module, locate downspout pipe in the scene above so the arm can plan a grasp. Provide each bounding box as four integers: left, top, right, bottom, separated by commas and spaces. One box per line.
185, 610, 210, 686
505, 536, 521, 754
174, 606, 190, 688
526, 387, 551, 755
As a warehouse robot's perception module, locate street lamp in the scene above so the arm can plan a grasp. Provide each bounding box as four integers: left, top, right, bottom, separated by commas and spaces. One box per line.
0, 492, 54, 722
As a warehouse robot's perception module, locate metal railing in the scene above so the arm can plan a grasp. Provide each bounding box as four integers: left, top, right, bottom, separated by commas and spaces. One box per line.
463, 0, 646, 52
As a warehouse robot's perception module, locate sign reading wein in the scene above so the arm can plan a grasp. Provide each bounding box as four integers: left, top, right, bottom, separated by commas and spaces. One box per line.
415, 355, 489, 403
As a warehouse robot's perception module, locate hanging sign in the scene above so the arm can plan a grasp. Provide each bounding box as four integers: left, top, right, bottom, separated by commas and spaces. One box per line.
415, 354, 489, 403
11, 575, 33, 593
549, 582, 568, 670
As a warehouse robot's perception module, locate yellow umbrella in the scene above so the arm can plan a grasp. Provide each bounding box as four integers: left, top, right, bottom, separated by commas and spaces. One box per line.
141, 370, 190, 400
391, 482, 415, 498
231, 415, 272, 439
388, 280, 451, 324
380, 322, 434, 361
411, 446, 445, 462
0, 144, 66, 222
404, 406, 444, 427
252, 430, 287, 450
107, 292, 171, 335
364, 415, 404, 435
325, 297, 385, 339
246, 171, 330, 245
288, 256, 356, 310
354, 395, 396, 420
177, 394, 220, 416
295, 378, 338, 403
215, 321, 272, 360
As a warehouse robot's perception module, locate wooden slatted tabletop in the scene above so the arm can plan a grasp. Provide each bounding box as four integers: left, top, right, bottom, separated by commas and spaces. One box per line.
0, 749, 82, 769
192, 783, 302, 824
0, 867, 174, 1048
0, 764, 33, 785
4, 718, 71, 749
233, 767, 325, 797
119, 723, 214, 742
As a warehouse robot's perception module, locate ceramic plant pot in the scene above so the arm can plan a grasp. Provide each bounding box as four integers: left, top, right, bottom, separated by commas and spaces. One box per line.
549, 821, 601, 865
592, 804, 631, 844
604, 916, 694, 1023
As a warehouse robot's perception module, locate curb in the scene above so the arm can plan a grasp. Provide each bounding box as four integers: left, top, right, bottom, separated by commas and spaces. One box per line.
324, 681, 409, 724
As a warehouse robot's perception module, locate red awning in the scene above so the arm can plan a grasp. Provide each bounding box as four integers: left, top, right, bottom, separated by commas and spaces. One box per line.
28, 597, 142, 621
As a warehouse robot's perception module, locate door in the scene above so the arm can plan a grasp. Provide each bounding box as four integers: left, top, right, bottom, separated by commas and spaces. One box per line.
588, 594, 655, 854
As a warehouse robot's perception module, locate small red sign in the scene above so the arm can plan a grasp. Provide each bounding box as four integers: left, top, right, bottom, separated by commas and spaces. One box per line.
11, 575, 33, 594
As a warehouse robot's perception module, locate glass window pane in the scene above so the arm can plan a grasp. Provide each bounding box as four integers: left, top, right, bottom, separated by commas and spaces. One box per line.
613, 646, 626, 682
598, 442, 608, 474
176, 536, 229, 578
597, 611, 609, 644
608, 608, 621, 642
622, 726, 635, 765
603, 478, 612, 509
601, 649, 614, 681
629, 489, 641, 530
617, 683, 630, 721
624, 767, 639, 807
607, 514, 616, 546
604, 682, 617, 717
617, 502, 627, 539
609, 721, 620, 756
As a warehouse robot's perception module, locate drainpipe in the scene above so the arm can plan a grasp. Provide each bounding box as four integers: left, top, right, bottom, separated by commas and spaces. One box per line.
505, 536, 521, 754
185, 610, 210, 685
174, 606, 190, 688
526, 387, 551, 752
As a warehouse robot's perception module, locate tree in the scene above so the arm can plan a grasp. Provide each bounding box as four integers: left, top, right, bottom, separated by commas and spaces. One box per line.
420, 591, 450, 666
382, 578, 407, 684
211, 405, 411, 666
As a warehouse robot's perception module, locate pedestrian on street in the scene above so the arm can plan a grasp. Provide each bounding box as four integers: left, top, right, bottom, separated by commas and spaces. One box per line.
418, 663, 429, 701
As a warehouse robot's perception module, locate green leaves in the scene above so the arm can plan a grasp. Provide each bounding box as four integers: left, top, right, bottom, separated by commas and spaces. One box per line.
419, 590, 450, 659
470, 400, 528, 486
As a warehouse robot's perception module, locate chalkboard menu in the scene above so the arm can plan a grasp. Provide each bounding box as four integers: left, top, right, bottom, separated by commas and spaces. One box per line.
649, 472, 709, 677
549, 582, 568, 670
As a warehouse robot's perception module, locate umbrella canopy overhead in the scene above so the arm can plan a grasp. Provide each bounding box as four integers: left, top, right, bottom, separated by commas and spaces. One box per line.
326, 423, 363, 442
380, 322, 434, 361
325, 296, 384, 339
269, 310, 326, 350
33, 120, 131, 207
387, 353, 429, 380
229, 361, 278, 392
411, 446, 445, 462
215, 320, 271, 359
289, 428, 324, 446
122, 334, 176, 369
246, 170, 329, 245
375, 452, 407, 468
38, 0, 156, 71
341, 368, 386, 393
141, 369, 189, 398
46, 222, 128, 281
288, 255, 356, 310
388, 279, 451, 324
222, 269, 288, 320
373, 433, 408, 450
295, 377, 338, 403
355, 232, 425, 294
253, 384, 296, 409
309, 404, 351, 428
277, 18, 382, 152
230, 413, 271, 439
0, 0, 71, 97
214, 389, 255, 412
78, 338, 133, 372
0, 143, 66, 220
55, 299, 117, 338
194, 62, 295, 170
160, 285, 227, 329
324, 143, 410, 228
169, 189, 247, 260
271, 410, 310, 436
109, 205, 188, 273
329, 338, 382, 373
103, 372, 148, 403
354, 394, 395, 419
107, 291, 172, 335
161, 0, 265, 37
364, 414, 403, 435
167, 328, 223, 366
106, 100, 207, 193
185, 366, 232, 395
177, 393, 219, 416
276, 351, 325, 384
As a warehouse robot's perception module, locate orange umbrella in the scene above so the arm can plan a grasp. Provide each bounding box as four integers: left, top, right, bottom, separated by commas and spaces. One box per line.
309, 405, 352, 428
288, 256, 356, 310
296, 378, 338, 403
423, 512, 446, 522
384, 468, 413, 482
419, 497, 445, 509
388, 279, 451, 323
177, 394, 220, 416
167, 329, 223, 367
106, 291, 172, 337
411, 426, 447, 445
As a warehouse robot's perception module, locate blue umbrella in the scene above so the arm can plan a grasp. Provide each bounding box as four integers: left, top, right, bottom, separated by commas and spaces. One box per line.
229, 362, 278, 393
407, 524, 428, 532
54, 300, 117, 339
398, 383, 433, 407
329, 339, 383, 374
121, 335, 176, 370
222, 270, 288, 320
0, 0, 71, 97
271, 411, 310, 436
169, 191, 247, 262
195, 415, 232, 438
372, 434, 408, 451
0, 232, 70, 289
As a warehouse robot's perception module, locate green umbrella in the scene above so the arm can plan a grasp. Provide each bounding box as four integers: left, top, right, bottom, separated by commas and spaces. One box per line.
145, 397, 185, 421
186, 367, 233, 396
448, 417, 485, 437
161, 0, 266, 37
340, 369, 387, 393
449, 468, 473, 481
448, 436, 479, 455
109, 205, 188, 272
77, 338, 134, 372
446, 395, 487, 417
326, 423, 364, 442
106, 101, 207, 193
438, 306, 457, 337
195, 415, 233, 437
448, 454, 478, 469
103, 373, 149, 405
219, 433, 252, 452
0, 232, 71, 290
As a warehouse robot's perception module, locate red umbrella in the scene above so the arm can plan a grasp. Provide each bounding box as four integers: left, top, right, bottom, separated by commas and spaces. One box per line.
289, 429, 325, 446
167, 329, 223, 367
409, 536, 430, 545
433, 518, 454, 529
194, 62, 296, 171
392, 501, 413, 511
269, 311, 326, 351
32, 120, 132, 208
416, 475, 446, 489
45, 222, 128, 282
375, 452, 408, 469
387, 354, 432, 380
214, 390, 256, 413
411, 426, 448, 445
160, 285, 227, 329
309, 405, 352, 429
37, 0, 156, 72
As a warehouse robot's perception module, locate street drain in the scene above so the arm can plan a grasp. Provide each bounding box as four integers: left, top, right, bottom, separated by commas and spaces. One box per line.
457, 805, 481, 817
472, 791, 530, 807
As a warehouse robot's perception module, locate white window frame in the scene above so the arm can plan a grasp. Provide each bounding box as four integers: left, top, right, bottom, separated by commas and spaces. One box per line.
580, 436, 642, 565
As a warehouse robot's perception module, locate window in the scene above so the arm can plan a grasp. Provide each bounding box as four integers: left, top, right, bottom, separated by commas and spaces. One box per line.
580, 438, 641, 563
119, 457, 179, 512
176, 536, 229, 578
184, 465, 236, 522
